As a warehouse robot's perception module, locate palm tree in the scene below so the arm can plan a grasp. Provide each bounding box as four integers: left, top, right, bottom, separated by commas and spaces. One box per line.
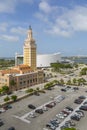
66, 79, 72, 85
77, 78, 86, 86
73, 78, 77, 84
4, 96, 10, 102
11, 95, 17, 102
26, 88, 34, 93
2, 85, 9, 94
36, 87, 40, 91
59, 78, 65, 85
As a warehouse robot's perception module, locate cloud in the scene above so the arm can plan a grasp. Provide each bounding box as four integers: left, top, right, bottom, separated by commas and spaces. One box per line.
0, 23, 8, 32
36, 1, 87, 37
0, 0, 33, 13
0, 35, 19, 42
10, 26, 27, 35
39, 1, 51, 13
19, 0, 33, 3
39, 0, 58, 14
0, 0, 17, 13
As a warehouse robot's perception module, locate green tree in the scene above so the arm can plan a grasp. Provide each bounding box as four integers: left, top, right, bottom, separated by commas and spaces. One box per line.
2, 85, 9, 94
80, 67, 87, 75
62, 128, 76, 130
59, 79, 65, 85
52, 80, 59, 85
0, 89, 2, 94
77, 78, 86, 85
72, 78, 77, 84
66, 79, 72, 85
4, 96, 10, 102
44, 83, 52, 89
11, 95, 17, 102
26, 88, 34, 93
36, 87, 40, 91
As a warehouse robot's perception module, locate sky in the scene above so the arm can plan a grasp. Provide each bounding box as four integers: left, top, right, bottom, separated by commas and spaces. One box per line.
0, 0, 87, 57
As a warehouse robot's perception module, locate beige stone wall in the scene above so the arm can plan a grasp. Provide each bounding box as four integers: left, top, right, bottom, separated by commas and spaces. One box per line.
0, 74, 10, 89
0, 70, 44, 92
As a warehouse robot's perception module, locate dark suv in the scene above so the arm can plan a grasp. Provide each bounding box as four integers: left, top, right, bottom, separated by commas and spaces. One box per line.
3, 104, 12, 110
35, 109, 43, 114
8, 127, 15, 130
71, 115, 80, 121
0, 120, 4, 127
28, 104, 36, 109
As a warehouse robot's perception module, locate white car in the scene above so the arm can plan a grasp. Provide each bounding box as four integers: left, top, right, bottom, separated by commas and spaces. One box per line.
28, 112, 36, 118
59, 112, 67, 117
0, 108, 6, 113
42, 106, 48, 111
43, 128, 48, 130
56, 114, 64, 119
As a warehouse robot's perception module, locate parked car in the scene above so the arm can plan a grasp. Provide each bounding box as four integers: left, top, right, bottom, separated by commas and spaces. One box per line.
46, 123, 56, 130
50, 102, 56, 107
60, 124, 69, 130
56, 114, 65, 119
35, 109, 43, 114
33, 91, 40, 96
75, 110, 84, 115
0, 108, 6, 113
28, 104, 36, 109
50, 120, 59, 127
79, 105, 87, 111
65, 106, 73, 111
61, 89, 66, 92
45, 104, 53, 108
50, 118, 60, 124
66, 86, 71, 88
43, 128, 49, 130
0, 120, 4, 127
42, 106, 48, 111
75, 110, 84, 117
65, 120, 76, 127
62, 109, 71, 115
83, 101, 87, 105
78, 96, 86, 99
28, 112, 36, 118
8, 127, 15, 130
3, 104, 12, 110
71, 114, 80, 121
74, 99, 83, 104
73, 87, 79, 90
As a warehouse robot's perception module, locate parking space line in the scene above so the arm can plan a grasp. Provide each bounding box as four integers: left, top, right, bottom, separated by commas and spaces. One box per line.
13, 115, 31, 123
13, 95, 63, 124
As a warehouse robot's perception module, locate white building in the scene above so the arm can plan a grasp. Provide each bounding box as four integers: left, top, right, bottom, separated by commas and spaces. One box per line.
37, 53, 61, 67
15, 52, 61, 68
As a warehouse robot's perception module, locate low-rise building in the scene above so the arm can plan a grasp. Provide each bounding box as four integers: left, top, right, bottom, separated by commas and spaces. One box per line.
0, 64, 44, 91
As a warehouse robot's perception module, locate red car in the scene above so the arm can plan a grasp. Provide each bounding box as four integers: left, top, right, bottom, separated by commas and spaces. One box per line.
45, 104, 53, 108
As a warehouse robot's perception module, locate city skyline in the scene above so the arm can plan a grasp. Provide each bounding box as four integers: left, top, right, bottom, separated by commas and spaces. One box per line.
0, 0, 87, 57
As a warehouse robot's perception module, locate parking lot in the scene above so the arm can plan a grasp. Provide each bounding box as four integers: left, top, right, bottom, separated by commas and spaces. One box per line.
0, 85, 87, 130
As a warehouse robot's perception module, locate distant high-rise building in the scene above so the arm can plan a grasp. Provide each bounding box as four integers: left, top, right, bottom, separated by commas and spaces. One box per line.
23, 26, 36, 70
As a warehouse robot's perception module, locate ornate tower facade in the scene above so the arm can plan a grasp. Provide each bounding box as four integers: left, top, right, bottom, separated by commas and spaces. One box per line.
23, 26, 36, 70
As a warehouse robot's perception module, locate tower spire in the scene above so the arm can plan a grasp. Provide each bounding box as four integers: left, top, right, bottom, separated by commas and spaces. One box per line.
27, 25, 33, 39
29, 25, 32, 30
